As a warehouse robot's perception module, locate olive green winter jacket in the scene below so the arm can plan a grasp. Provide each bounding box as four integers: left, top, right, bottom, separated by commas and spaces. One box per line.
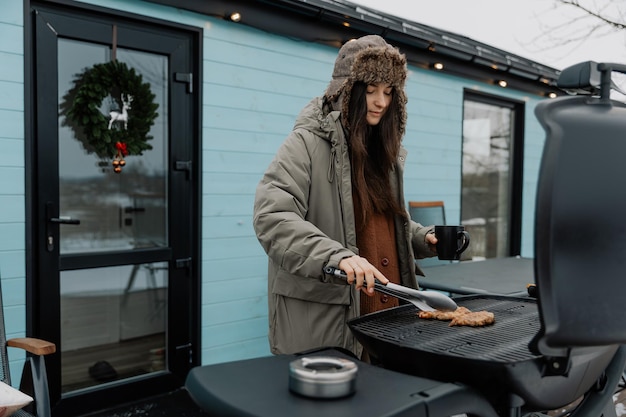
253, 96, 434, 357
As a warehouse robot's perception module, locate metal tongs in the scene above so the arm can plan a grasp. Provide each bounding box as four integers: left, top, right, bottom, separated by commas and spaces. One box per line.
324, 267, 457, 312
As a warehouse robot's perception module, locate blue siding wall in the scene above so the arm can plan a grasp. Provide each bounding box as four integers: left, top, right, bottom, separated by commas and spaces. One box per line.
1, 0, 547, 371
0, 0, 28, 381
403, 69, 546, 257
200, 27, 335, 363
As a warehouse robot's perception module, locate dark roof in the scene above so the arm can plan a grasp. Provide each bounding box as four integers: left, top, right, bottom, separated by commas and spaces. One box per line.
147, 0, 562, 96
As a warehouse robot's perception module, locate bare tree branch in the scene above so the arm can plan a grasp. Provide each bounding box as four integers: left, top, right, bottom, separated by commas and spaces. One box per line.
516, 0, 625, 68
558, 0, 626, 30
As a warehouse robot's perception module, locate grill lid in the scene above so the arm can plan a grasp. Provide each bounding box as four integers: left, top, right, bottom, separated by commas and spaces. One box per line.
534, 61, 626, 350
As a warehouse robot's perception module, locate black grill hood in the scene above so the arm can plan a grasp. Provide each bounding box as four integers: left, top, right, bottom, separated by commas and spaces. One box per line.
533, 61, 626, 354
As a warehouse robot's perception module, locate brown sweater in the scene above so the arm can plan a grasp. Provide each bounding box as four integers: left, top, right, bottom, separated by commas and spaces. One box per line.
354, 199, 401, 315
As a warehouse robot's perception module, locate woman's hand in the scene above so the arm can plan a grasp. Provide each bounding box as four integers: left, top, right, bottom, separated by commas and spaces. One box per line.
338, 255, 389, 296
426, 232, 438, 254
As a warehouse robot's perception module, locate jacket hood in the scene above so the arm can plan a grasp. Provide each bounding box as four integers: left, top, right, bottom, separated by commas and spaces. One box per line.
293, 97, 336, 142
324, 35, 408, 136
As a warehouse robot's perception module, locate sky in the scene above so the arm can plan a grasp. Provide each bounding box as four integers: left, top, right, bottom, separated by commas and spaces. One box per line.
349, 0, 626, 71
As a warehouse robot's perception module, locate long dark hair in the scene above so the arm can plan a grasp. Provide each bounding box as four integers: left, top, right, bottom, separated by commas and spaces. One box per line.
347, 82, 405, 224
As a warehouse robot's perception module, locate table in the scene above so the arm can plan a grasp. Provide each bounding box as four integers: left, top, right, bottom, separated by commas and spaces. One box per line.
419, 256, 534, 296
185, 348, 499, 417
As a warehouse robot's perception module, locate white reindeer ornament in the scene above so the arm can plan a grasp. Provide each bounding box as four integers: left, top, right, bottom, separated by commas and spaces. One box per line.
108, 94, 133, 130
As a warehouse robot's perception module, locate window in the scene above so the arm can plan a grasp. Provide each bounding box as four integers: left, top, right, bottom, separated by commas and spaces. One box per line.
461, 91, 524, 259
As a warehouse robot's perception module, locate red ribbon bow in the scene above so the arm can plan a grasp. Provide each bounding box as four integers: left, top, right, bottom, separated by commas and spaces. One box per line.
115, 141, 129, 156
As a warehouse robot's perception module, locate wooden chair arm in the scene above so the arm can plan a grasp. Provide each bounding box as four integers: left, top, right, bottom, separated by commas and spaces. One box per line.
7, 337, 56, 356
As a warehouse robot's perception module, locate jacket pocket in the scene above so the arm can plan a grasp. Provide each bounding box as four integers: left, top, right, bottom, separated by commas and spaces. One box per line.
272, 270, 351, 305
269, 293, 350, 354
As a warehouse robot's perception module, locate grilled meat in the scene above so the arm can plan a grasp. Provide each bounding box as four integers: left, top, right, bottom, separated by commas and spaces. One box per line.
449, 310, 495, 327
417, 306, 471, 320
417, 306, 495, 327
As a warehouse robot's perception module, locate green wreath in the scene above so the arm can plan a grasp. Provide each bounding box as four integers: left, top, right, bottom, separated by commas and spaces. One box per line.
65, 60, 159, 160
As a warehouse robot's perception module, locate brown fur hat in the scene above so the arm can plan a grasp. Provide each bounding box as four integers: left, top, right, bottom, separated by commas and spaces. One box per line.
324, 35, 408, 136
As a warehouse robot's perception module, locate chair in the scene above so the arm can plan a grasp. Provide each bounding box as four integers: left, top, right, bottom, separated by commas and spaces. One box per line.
408, 201, 446, 227
408, 201, 449, 268
0, 275, 55, 417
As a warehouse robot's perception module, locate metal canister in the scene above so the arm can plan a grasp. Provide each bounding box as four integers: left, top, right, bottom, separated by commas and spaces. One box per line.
288, 356, 358, 399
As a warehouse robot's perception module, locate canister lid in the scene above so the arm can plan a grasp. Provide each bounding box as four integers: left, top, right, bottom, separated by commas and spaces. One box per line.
288, 356, 358, 398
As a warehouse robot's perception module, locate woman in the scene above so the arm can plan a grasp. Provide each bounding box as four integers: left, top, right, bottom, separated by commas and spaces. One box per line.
253, 35, 438, 358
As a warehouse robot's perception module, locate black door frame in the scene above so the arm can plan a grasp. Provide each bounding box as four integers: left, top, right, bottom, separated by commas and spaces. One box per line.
26, 1, 202, 415
461, 89, 525, 257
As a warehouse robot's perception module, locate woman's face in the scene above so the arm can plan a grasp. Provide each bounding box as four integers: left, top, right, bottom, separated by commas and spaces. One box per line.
365, 83, 392, 126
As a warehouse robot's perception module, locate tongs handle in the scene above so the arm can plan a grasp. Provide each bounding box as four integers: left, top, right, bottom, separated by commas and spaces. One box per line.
372, 282, 412, 299
324, 266, 457, 312
325, 266, 408, 293
324, 266, 433, 311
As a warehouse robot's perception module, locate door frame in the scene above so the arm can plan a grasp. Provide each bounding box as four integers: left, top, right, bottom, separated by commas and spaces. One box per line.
461, 89, 525, 258
25, 1, 203, 415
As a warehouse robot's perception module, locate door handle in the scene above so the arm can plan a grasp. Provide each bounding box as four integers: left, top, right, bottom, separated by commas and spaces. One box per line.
46, 216, 80, 252
124, 207, 146, 213
45, 202, 81, 252
49, 216, 80, 225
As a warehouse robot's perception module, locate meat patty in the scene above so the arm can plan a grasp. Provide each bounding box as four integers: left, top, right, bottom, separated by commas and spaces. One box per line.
449, 310, 495, 327
417, 306, 471, 320
417, 306, 495, 327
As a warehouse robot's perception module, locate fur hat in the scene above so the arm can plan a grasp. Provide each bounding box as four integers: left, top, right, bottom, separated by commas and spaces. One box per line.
324, 35, 408, 135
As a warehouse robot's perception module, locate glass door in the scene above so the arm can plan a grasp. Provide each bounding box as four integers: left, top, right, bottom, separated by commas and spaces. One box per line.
57, 38, 170, 392
31, 4, 200, 415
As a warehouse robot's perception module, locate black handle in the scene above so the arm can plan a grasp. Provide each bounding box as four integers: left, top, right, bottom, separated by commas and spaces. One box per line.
324, 266, 345, 276
45, 201, 80, 252
124, 206, 146, 213
324, 266, 385, 285
49, 216, 80, 225
325, 267, 419, 305
597, 62, 626, 101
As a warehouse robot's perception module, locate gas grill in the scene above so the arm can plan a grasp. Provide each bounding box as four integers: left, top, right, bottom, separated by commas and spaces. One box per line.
350, 296, 540, 364
347, 61, 626, 415
185, 61, 626, 417
348, 297, 618, 413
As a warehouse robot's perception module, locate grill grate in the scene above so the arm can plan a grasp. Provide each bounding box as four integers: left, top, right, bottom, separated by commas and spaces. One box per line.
350, 296, 541, 363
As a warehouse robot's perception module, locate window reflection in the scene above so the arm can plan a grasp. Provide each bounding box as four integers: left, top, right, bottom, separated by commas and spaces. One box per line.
60, 263, 168, 392
57, 39, 168, 254
462, 99, 513, 259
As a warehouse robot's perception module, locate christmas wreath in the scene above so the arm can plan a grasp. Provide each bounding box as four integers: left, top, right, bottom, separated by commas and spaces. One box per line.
65, 60, 159, 169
